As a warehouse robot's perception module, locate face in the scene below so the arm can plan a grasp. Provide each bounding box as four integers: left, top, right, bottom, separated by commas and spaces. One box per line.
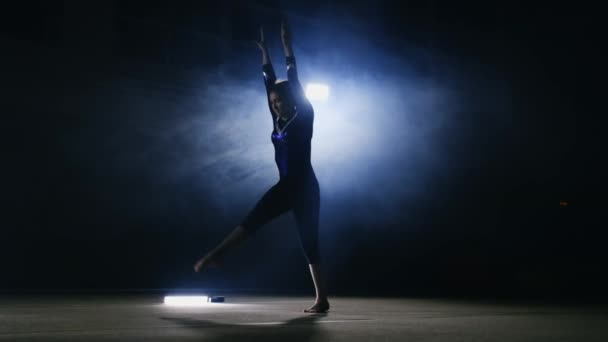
269, 91, 292, 117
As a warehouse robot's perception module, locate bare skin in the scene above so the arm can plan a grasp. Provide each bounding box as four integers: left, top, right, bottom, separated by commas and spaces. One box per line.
305, 264, 330, 313
194, 19, 330, 314
193, 225, 248, 272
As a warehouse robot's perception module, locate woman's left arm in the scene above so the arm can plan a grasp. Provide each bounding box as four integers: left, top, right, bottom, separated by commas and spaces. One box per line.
281, 19, 311, 111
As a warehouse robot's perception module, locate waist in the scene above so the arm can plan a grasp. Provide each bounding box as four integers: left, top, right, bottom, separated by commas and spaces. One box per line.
279, 166, 316, 181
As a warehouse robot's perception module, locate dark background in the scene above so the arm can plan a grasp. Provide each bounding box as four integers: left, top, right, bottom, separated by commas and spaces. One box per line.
2, 0, 605, 298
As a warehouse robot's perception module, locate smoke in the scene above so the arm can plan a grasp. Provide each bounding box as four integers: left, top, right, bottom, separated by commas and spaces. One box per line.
95, 14, 465, 242
125, 50, 449, 228
1, 2, 582, 291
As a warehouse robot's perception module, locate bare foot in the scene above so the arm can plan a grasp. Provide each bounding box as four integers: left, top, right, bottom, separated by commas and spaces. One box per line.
193, 254, 221, 272
304, 299, 330, 313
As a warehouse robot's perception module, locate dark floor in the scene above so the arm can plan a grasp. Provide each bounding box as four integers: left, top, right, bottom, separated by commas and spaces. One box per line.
1, 294, 607, 341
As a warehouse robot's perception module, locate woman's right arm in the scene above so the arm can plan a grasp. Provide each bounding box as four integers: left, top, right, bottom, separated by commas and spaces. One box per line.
262, 54, 276, 91
255, 27, 277, 119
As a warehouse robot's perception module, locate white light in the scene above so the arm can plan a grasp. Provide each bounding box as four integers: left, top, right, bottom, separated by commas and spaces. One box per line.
164, 295, 209, 306
305, 83, 330, 101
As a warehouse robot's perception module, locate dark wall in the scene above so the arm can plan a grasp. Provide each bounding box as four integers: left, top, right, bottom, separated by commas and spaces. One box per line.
2, 1, 604, 298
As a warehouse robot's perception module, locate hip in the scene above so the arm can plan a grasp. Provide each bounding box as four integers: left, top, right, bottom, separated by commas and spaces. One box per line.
278, 169, 319, 189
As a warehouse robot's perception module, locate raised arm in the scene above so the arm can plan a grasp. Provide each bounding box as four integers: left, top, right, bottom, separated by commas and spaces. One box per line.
254, 27, 277, 118
255, 27, 276, 90
281, 19, 310, 110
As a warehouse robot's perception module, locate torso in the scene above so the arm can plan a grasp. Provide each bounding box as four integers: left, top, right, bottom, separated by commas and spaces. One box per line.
271, 109, 314, 182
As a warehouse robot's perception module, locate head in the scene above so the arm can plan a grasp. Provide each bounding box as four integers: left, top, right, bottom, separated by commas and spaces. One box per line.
269, 80, 295, 118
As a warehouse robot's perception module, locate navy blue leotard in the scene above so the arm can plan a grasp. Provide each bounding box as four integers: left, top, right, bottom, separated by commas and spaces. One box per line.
240, 56, 321, 265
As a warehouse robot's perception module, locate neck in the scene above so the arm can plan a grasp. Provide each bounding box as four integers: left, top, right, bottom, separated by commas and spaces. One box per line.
279, 112, 293, 121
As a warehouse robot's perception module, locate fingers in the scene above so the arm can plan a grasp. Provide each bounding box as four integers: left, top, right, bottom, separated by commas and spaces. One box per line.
257, 21, 293, 49
281, 18, 290, 33
280, 19, 291, 42
253, 26, 266, 51
253, 40, 265, 52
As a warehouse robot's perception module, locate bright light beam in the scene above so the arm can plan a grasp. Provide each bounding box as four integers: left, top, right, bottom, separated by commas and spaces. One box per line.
306, 83, 330, 101
164, 295, 209, 306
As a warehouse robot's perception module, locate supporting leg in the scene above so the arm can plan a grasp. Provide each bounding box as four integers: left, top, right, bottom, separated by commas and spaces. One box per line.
305, 263, 330, 313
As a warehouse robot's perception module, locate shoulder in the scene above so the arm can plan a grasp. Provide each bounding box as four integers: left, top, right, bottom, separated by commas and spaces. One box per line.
295, 107, 313, 128
296, 100, 314, 119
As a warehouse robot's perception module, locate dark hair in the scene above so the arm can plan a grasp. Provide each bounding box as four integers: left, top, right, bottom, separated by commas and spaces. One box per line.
269, 80, 294, 104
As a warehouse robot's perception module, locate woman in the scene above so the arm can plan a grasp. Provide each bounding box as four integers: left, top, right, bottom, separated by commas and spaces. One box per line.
194, 20, 330, 314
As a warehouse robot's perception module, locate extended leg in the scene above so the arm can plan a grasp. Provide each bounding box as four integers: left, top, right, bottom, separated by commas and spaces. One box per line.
194, 182, 291, 272
194, 225, 247, 272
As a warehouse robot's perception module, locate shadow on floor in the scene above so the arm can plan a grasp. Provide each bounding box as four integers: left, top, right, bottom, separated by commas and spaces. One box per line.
160, 314, 327, 342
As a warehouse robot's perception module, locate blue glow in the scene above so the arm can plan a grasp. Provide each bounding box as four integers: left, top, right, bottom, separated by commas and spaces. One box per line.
272, 131, 288, 141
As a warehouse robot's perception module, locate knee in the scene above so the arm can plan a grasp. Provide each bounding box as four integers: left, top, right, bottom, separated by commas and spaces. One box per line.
305, 251, 321, 265
300, 239, 320, 264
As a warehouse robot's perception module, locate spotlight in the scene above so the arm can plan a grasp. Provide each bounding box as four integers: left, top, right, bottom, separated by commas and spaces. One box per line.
305, 83, 329, 101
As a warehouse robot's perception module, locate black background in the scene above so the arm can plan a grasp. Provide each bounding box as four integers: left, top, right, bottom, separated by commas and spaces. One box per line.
2, 0, 605, 298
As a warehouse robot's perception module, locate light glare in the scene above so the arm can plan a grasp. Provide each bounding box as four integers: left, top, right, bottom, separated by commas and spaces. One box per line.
306, 83, 330, 101
164, 295, 209, 306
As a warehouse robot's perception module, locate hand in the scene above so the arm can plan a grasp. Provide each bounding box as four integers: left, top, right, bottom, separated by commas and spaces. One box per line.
253, 26, 267, 52
281, 19, 292, 46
